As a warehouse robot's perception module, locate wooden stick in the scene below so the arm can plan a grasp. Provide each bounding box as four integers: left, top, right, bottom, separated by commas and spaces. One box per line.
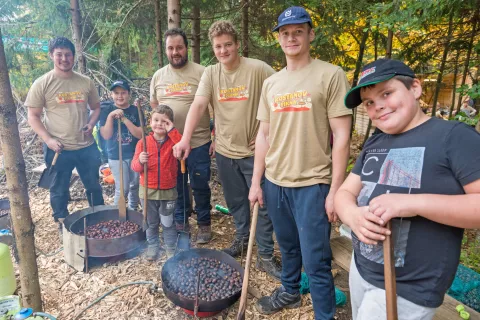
117, 119, 127, 221
135, 99, 148, 230
236, 203, 259, 320
384, 220, 398, 320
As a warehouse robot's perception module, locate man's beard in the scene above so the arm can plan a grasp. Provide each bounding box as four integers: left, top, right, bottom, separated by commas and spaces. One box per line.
169, 54, 188, 68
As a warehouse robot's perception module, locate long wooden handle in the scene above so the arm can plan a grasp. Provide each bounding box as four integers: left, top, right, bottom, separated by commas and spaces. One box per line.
384, 220, 398, 320
236, 203, 259, 320
117, 119, 127, 221
136, 101, 148, 228
51, 152, 59, 166
180, 159, 186, 174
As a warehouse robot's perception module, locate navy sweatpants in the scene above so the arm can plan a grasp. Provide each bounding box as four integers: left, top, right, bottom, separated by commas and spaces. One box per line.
264, 179, 335, 320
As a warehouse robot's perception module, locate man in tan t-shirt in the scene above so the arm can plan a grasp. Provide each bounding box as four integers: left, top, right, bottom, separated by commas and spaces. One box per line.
249, 7, 352, 318
150, 28, 213, 244
174, 20, 281, 280
26, 37, 104, 238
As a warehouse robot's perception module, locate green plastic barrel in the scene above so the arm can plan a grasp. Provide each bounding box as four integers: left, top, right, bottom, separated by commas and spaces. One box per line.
0, 243, 16, 297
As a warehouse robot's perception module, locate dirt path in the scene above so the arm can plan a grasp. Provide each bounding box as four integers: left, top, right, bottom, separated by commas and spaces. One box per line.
3, 169, 352, 320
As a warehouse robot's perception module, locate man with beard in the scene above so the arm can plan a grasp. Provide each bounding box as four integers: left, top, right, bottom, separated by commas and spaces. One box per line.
150, 28, 213, 243
26, 37, 104, 239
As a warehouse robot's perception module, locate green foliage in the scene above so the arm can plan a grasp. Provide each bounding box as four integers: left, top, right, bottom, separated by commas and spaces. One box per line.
454, 112, 479, 126
460, 233, 480, 274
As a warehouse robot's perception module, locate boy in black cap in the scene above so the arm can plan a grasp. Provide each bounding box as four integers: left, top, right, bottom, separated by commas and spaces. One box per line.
335, 59, 480, 319
99, 80, 144, 210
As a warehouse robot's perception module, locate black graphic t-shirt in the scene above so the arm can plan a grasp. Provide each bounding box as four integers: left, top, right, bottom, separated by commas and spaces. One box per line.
99, 104, 142, 160
351, 117, 480, 308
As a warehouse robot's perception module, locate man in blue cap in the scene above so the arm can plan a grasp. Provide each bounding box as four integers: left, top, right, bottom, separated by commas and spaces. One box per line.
249, 6, 352, 319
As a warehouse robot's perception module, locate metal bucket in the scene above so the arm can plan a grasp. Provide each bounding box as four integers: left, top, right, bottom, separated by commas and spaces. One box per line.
64, 205, 145, 258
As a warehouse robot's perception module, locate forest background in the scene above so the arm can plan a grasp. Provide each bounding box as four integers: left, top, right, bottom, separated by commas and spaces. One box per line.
1, 0, 480, 271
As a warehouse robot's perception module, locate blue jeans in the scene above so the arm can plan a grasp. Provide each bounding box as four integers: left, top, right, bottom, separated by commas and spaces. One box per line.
108, 159, 139, 210
175, 142, 211, 226
43, 143, 104, 221
265, 179, 335, 320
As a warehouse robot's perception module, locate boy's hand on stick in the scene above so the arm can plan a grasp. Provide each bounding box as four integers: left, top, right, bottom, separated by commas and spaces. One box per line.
351, 206, 391, 245
109, 109, 124, 119
369, 193, 416, 223
139, 152, 149, 164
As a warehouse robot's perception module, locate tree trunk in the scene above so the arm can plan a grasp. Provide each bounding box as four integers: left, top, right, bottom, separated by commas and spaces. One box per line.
362, 28, 391, 148
154, 0, 164, 68
191, 3, 201, 63
352, 23, 370, 87
385, 29, 393, 59
0, 28, 42, 311
351, 23, 369, 136
449, 50, 460, 119
70, 0, 86, 74
456, 8, 479, 114
241, 0, 249, 57
431, 10, 455, 117
167, 0, 181, 29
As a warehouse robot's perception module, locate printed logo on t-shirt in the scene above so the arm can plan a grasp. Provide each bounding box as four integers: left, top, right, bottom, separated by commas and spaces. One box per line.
353, 147, 425, 268
55, 91, 85, 104
271, 90, 312, 112
164, 82, 192, 96
217, 85, 249, 102
116, 131, 133, 146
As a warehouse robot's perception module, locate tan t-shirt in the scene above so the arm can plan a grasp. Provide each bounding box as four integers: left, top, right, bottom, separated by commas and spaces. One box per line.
150, 62, 210, 149
196, 57, 275, 159
257, 59, 352, 187
24, 70, 100, 151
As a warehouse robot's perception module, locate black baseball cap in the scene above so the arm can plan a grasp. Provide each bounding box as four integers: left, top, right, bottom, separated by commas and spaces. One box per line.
110, 79, 131, 92
272, 6, 313, 32
344, 59, 416, 109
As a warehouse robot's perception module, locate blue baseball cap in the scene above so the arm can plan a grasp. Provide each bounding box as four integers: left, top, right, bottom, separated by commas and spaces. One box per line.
272, 6, 313, 32
110, 79, 131, 92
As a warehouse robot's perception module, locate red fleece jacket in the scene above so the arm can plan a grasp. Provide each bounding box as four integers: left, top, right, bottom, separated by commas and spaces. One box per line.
131, 129, 182, 190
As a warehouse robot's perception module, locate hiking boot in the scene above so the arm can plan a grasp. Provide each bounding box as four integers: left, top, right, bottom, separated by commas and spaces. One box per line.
146, 244, 160, 261
196, 225, 212, 244
165, 247, 176, 259
256, 255, 282, 280
175, 221, 190, 233
256, 285, 301, 315
222, 237, 249, 257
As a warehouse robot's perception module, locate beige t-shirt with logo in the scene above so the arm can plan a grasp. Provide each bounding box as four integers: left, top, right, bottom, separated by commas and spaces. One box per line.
150, 62, 210, 149
24, 70, 100, 151
257, 59, 352, 187
196, 57, 275, 159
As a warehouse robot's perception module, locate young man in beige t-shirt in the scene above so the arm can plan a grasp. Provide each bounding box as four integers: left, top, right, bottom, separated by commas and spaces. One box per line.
174, 21, 281, 279
25, 37, 104, 238
150, 28, 213, 244
249, 7, 352, 318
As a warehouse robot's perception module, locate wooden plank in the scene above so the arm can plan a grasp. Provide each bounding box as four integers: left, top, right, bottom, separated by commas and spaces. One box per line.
330, 237, 480, 320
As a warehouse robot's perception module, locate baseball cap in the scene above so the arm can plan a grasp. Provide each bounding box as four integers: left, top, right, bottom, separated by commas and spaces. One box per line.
110, 79, 131, 92
344, 59, 416, 109
272, 6, 313, 32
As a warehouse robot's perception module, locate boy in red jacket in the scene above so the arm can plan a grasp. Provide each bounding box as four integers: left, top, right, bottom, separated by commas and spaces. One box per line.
131, 105, 182, 260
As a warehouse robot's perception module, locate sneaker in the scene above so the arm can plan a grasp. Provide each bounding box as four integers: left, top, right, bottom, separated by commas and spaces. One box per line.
146, 244, 160, 261
256, 255, 282, 280
256, 285, 301, 315
222, 237, 248, 257
196, 225, 212, 244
